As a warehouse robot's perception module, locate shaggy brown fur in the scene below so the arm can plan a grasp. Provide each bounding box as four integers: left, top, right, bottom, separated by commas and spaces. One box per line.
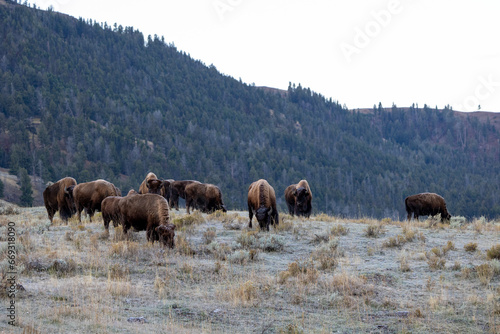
168, 180, 201, 210
284, 179, 313, 218
118, 193, 174, 247
139, 172, 162, 195
43, 177, 77, 223
405, 192, 451, 222
185, 183, 226, 214
247, 179, 279, 231
65, 179, 121, 222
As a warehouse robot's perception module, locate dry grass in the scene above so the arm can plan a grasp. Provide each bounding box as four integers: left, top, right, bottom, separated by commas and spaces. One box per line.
1, 206, 500, 333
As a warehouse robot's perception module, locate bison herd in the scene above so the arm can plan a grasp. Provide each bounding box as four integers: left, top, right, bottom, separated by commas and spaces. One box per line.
43, 172, 452, 248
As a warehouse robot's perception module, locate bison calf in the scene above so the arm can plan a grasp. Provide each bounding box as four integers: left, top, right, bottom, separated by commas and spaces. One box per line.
248, 179, 279, 231
405, 192, 451, 222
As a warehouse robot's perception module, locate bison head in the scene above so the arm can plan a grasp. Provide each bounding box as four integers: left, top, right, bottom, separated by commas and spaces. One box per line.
146, 179, 164, 195
64, 185, 76, 201
294, 187, 309, 210
256, 206, 271, 223
155, 224, 175, 248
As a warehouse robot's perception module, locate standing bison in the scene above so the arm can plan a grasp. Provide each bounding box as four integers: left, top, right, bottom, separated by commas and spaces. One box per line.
185, 182, 226, 214
101, 189, 138, 230
43, 177, 77, 223
65, 179, 121, 222
118, 193, 175, 248
139, 172, 163, 195
284, 179, 312, 218
168, 180, 201, 211
247, 179, 279, 231
405, 193, 451, 222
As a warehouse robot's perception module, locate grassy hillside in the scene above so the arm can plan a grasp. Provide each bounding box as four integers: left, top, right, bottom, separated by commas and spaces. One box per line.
0, 1, 499, 218
1, 206, 500, 333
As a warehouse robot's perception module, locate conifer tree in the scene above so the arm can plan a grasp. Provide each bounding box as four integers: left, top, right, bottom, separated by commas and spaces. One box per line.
19, 168, 33, 207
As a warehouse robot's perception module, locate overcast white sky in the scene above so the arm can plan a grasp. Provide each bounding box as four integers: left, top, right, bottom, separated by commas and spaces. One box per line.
32, 0, 500, 112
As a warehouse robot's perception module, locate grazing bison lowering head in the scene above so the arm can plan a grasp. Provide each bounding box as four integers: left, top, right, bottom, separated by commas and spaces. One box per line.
284, 179, 312, 218
185, 183, 226, 214
405, 192, 451, 222
155, 224, 176, 248
118, 193, 174, 248
247, 179, 279, 231
43, 177, 77, 223
65, 179, 121, 223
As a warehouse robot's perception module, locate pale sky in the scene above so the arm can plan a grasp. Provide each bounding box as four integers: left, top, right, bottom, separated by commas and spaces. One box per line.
31, 0, 500, 112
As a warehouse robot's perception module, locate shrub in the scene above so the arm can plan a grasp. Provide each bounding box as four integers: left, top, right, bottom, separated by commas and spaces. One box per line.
464, 242, 478, 252
330, 224, 349, 237
476, 263, 494, 285
365, 223, 385, 238
487, 245, 500, 260
202, 227, 216, 244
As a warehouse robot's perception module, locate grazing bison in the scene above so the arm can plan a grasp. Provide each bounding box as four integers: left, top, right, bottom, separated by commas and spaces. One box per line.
405, 192, 451, 222
42, 177, 77, 223
247, 179, 279, 231
284, 179, 312, 218
168, 180, 201, 211
65, 179, 121, 222
117, 193, 175, 247
185, 183, 226, 214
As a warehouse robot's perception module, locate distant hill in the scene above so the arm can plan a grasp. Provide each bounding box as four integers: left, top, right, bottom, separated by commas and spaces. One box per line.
0, 2, 499, 218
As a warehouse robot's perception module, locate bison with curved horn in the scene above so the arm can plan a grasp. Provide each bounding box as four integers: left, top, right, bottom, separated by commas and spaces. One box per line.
65, 179, 121, 222
247, 179, 279, 231
284, 179, 312, 218
405, 192, 451, 222
118, 193, 175, 248
43, 177, 77, 223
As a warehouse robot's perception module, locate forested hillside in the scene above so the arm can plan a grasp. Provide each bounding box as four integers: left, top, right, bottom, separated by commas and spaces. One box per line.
0, 1, 499, 218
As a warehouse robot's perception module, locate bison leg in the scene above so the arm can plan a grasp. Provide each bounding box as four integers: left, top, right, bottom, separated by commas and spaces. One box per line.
103, 216, 110, 230
248, 205, 253, 229
407, 212, 412, 221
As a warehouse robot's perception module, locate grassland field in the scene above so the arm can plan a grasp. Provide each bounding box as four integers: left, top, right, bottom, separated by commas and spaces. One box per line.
1, 200, 500, 333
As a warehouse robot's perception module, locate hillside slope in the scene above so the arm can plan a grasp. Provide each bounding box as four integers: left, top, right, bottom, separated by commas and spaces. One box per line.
0, 2, 499, 218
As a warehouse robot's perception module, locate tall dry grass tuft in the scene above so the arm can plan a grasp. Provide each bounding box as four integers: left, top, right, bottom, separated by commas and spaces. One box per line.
487, 245, 500, 260
365, 222, 386, 238
222, 280, 259, 306
109, 241, 140, 259
464, 242, 478, 252
476, 263, 494, 285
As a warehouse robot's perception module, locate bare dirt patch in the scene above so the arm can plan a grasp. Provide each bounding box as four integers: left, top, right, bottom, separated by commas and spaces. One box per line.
1, 208, 500, 333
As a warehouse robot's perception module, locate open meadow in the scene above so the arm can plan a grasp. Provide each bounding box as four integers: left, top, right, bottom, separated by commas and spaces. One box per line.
1, 200, 500, 333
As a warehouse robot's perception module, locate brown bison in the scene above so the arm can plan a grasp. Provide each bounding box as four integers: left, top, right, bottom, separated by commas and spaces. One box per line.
185, 182, 227, 214
101, 188, 138, 230
247, 179, 279, 231
139, 172, 162, 195
405, 192, 451, 222
43, 177, 77, 223
65, 179, 121, 222
117, 193, 175, 248
168, 180, 201, 210
284, 179, 312, 218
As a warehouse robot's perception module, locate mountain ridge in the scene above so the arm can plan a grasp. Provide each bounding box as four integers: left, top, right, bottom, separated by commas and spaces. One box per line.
0, 2, 499, 218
